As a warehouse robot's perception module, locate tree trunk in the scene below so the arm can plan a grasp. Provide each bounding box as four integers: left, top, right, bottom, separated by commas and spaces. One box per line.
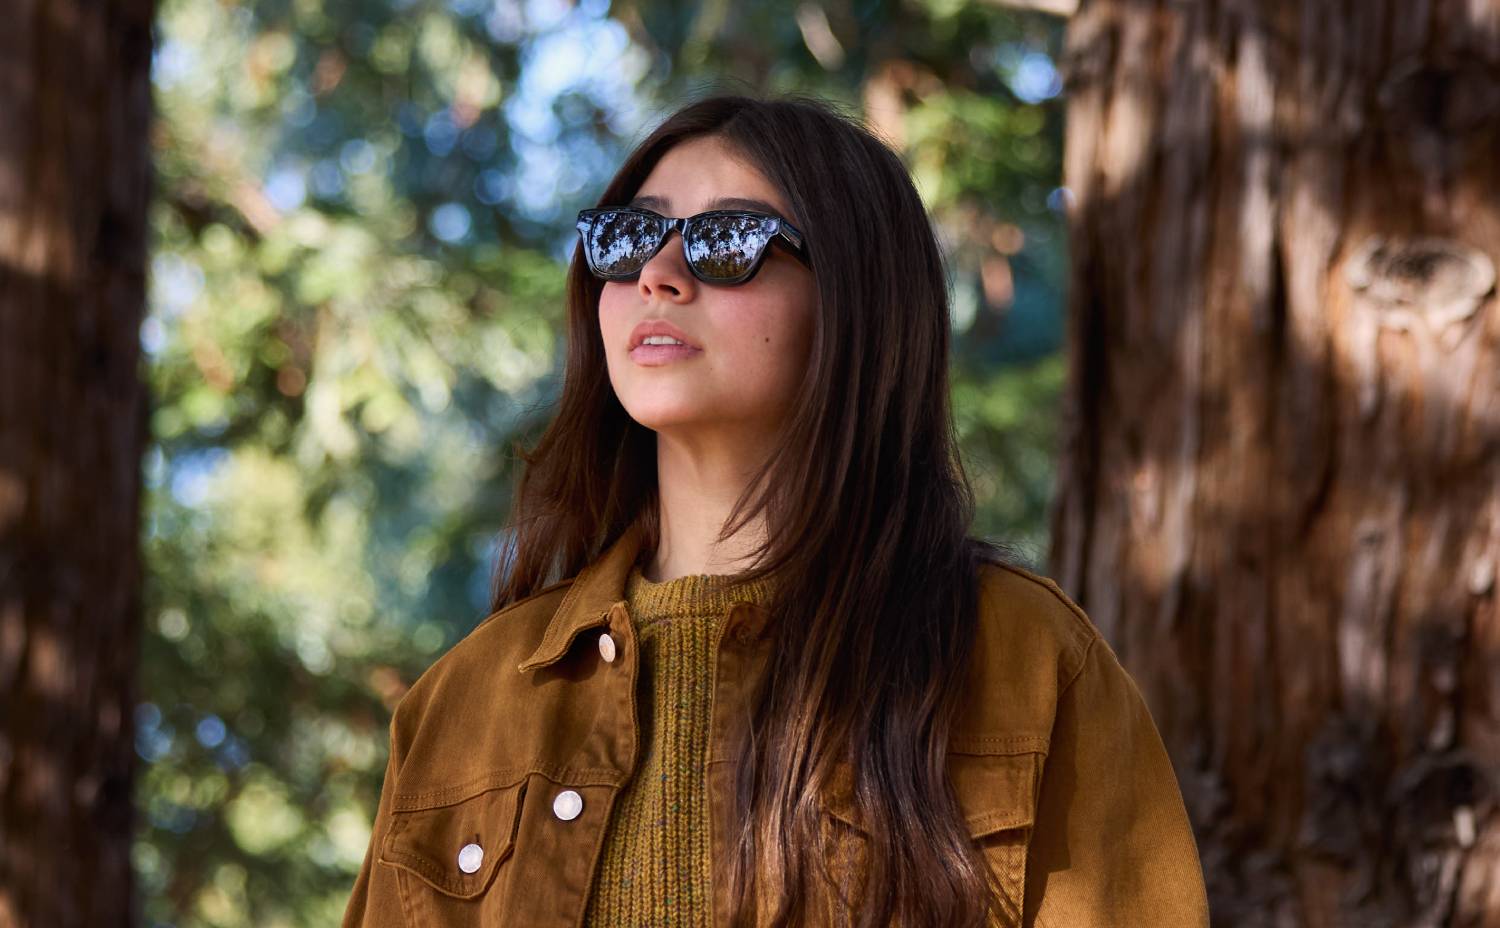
1052, 1, 1500, 924
0, 0, 155, 924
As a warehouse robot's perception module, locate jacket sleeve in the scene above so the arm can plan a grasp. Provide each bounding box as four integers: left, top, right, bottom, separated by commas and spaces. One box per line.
341, 711, 406, 928
1023, 634, 1210, 927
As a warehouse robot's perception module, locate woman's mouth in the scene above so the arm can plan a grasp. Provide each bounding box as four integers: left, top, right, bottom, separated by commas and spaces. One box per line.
629, 341, 703, 365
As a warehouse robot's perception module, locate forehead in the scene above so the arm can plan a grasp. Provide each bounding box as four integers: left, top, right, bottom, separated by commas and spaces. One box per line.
629, 136, 795, 223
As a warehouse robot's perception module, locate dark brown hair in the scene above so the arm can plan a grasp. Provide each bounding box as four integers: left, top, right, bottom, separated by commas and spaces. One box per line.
491, 90, 1019, 927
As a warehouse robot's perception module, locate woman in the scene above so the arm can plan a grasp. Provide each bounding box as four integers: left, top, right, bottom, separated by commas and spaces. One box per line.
341, 92, 1209, 928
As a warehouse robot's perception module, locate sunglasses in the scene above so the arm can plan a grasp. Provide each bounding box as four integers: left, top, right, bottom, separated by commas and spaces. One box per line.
575, 206, 812, 285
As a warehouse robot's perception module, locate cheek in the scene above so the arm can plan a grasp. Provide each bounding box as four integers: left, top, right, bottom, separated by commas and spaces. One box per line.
719, 294, 814, 388
761, 283, 816, 364
597, 286, 630, 339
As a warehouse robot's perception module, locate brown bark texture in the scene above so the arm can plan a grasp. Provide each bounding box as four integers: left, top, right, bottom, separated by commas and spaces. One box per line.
0, 0, 155, 924
1051, 1, 1500, 925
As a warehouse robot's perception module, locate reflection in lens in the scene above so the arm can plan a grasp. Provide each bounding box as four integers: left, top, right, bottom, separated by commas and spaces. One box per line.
587, 210, 662, 276
688, 215, 775, 279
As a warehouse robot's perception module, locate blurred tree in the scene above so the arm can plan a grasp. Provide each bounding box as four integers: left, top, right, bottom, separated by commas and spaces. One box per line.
0, 0, 156, 925
1052, 1, 1500, 923
135, 0, 1070, 923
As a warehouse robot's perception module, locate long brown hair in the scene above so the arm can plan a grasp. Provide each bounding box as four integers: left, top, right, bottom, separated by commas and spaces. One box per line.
491, 90, 1021, 927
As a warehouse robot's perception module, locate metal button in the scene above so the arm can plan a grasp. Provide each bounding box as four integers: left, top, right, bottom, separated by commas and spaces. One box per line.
553, 789, 583, 821
598, 631, 617, 663
457, 842, 483, 874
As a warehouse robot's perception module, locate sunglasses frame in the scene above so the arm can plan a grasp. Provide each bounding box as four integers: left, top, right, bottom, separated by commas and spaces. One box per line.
575, 206, 812, 286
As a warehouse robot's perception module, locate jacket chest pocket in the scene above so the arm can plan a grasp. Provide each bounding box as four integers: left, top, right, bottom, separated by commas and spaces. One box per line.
378, 777, 527, 924
949, 749, 1043, 926
818, 750, 1042, 927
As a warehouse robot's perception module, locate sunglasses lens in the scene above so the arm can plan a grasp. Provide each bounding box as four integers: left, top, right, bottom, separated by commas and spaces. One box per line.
583, 210, 664, 278
686, 214, 776, 280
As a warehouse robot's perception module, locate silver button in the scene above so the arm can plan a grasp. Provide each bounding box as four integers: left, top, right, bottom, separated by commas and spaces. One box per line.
457, 842, 483, 874
553, 789, 583, 821
598, 631, 617, 663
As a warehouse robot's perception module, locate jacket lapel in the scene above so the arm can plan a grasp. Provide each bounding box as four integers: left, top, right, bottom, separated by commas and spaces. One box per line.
516, 519, 645, 673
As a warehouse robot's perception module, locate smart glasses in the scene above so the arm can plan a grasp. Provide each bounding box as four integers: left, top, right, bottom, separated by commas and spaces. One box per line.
575, 206, 812, 285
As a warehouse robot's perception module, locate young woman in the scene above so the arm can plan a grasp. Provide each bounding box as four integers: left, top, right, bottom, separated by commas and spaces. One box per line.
342, 93, 1209, 928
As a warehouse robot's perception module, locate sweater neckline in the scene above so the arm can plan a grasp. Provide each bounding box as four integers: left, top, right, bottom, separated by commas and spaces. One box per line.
622, 562, 775, 621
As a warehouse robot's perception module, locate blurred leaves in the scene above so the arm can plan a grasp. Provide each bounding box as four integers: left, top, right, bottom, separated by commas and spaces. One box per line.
138, 0, 1065, 923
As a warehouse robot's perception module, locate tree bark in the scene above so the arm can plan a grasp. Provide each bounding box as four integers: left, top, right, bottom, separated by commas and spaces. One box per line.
0, 0, 155, 924
1053, 1, 1500, 924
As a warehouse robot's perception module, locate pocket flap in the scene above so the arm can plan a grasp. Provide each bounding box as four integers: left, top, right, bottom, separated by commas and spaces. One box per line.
378, 781, 524, 898
820, 751, 1040, 840
947, 750, 1041, 838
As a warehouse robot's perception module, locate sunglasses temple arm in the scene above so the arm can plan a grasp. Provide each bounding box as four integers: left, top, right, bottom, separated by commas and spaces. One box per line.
778, 228, 812, 268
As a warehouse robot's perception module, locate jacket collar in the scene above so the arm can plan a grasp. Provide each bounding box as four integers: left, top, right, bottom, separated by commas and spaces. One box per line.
516, 518, 646, 673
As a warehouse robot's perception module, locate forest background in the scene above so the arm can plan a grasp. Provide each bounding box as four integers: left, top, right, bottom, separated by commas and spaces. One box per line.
6, 0, 1497, 924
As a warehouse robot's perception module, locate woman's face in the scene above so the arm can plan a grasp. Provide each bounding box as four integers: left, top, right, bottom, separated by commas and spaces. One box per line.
598, 135, 817, 446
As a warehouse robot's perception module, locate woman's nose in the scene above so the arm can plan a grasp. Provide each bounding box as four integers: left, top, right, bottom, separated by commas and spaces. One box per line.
636, 230, 695, 301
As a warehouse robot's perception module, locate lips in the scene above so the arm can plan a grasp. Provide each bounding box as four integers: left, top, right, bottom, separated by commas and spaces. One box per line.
628, 319, 702, 351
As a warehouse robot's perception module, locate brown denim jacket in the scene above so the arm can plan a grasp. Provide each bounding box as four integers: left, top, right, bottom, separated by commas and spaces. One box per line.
340, 519, 1210, 927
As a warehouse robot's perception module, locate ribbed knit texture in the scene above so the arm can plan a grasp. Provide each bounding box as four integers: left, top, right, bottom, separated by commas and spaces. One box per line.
582, 561, 775, 927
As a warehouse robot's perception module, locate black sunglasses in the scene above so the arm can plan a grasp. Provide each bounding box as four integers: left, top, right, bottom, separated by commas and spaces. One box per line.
575, 206, 812, 285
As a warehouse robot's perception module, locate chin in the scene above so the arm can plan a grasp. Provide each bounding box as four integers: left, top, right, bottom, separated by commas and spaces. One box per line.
621, 403, 711, 432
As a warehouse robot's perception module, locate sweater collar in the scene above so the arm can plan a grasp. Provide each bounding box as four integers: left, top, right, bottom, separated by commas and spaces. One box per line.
623, 562, 776, 622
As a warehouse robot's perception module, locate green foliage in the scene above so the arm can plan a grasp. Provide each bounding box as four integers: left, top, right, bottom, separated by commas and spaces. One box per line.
138, 0, 1066, 922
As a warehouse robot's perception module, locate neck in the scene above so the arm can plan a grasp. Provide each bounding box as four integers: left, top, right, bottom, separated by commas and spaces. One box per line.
647, 429, 770, 582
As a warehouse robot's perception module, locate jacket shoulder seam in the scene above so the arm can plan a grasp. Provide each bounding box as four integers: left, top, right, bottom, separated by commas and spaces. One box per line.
986, 562, 1097, 635
983, 560, 1100, 683
1057, 633, 1099, 700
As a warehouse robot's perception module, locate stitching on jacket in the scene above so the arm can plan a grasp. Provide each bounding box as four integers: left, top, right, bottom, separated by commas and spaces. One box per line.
986, 562, 1099, 674
538, 574, 586, 651
518, 605, 612, 672
473, 576, 577, 635
1023, 638, 1097, 928
393, 847, 470, 891
1056, 635, 1097, 702
395, 856, 418, 926
392, 765, 627, 808
392, 771, 529, 808
948, 734, 1050, 755
574, 781, 621, 928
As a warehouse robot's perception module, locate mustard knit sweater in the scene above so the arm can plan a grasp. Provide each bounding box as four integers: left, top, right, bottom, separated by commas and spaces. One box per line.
582, 560, 775, 926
